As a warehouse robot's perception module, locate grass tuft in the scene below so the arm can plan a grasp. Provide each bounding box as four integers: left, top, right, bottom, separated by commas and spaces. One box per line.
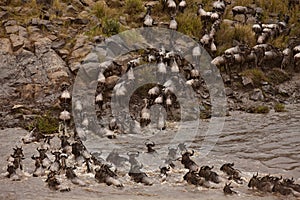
241, 68, 269, 86
274, 103, 286, 112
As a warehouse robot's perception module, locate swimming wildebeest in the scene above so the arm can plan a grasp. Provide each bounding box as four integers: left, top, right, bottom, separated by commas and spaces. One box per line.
95, 164, 123, 187
220, 163, 242, 183
199, 165, 220, 183
223, 182, 237, 194
128, 163, 153, 185
180, 150, 199, 172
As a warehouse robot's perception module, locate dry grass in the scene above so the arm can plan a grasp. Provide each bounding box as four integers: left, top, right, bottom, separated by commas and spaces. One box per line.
124, 0, 144, 15
241, 68, 269, 86
216, 23, 256, 55
177, 12, 202, 38
92, 1, 118, 19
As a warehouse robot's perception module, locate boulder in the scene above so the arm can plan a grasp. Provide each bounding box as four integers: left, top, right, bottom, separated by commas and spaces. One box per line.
242, 76, 254, 87
9, 34, 25, 51
5, 25, 19, 34
71, 45, 92, 59
0, 38, 11, 53
250, 88, 264, 101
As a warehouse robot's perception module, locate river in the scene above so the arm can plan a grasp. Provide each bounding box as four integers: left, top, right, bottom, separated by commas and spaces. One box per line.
0, 104, 299, 200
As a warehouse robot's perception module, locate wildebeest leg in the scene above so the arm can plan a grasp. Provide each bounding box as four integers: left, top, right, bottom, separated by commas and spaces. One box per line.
244, 14, 247, 24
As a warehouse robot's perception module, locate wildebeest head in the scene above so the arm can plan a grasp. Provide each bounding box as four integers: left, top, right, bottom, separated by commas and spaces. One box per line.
220, 162, 234, 171
181, 150, 194, 163
180, 150, 198, 172
51, 151, 61, 161
145, 141, 156, 153
160, 166, 170, 176
37, 147, 48, 160
248, 172, 259, 188
59, 135, 70, 148
283, 177, 294, 185
12, 146, 24, 158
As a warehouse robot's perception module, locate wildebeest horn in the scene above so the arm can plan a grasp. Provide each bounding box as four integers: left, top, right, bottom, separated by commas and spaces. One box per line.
253, 172, 258, 177
145, 140, 155, 146
127, 151, 139, 156
190, 149, 194, 156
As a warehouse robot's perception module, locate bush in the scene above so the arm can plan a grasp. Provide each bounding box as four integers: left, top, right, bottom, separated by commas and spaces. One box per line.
266, 68, 291, 84
30, 115, 59, 134
124, 0, 144, 15
274, 103, 286, 112
103, 18, 120, 36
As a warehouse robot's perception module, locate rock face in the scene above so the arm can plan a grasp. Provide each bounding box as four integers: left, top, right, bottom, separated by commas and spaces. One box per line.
0, 0, 300, 130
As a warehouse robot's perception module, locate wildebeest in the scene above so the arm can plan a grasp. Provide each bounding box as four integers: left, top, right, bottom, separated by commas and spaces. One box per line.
232, 6, 256, 24
272, 180, 293, 196
180, 150, 199, 172
282, 177, 300, 193
223, 182, 237, 194
128, 164, 153, 185
199, 165, 220, 183
95, 164, 123, 187
183, 170, 208, 187
65, 166, 86, 186
248, 173, 273, 192
46, 171, 70, 192
220, 163, 242, 184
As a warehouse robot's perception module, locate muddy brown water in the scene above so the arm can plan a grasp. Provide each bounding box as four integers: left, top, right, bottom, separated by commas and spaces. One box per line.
0, 104, 299, 200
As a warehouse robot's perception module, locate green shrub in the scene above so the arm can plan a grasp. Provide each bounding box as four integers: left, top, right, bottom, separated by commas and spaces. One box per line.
251, 105, 270, 114
103, 18, 120, 36
34, 115, 59, 134
274, 103, 286, 112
